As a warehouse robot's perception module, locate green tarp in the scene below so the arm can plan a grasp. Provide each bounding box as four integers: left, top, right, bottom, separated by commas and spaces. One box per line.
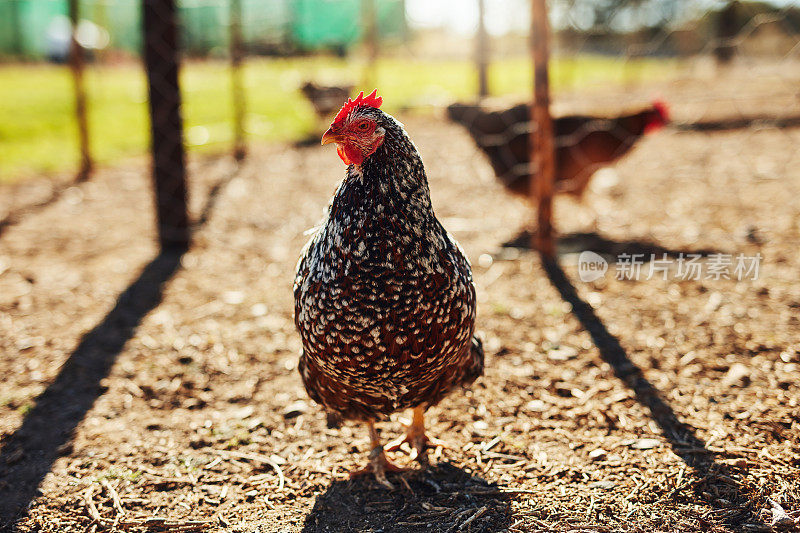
0, 0, 405, 59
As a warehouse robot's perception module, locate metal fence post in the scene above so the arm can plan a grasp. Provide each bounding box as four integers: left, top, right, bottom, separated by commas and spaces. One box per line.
143, 0, 190, 250
69, 0, 92, 181
530, 0, 555, 257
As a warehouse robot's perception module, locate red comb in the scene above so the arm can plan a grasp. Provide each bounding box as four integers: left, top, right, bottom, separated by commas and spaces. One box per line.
333, 89, 383, 124
651, 98, 670, 122
644, 98, 670, 134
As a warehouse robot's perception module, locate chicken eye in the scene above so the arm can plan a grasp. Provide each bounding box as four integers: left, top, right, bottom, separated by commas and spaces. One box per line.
357, 122, 370, 130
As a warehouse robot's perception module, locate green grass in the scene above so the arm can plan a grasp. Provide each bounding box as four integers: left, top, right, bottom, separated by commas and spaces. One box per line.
0, 55, 679, 181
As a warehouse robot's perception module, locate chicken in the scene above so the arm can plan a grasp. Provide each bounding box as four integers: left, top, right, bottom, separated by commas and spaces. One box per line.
447, 100, 669, 200
294, 90, 483, 487
301, 81, 354, 120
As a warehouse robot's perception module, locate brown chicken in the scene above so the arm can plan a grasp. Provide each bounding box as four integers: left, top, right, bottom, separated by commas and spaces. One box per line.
447, 100, 670, 200
301, 81, 355, 120
294, 91, 483, 487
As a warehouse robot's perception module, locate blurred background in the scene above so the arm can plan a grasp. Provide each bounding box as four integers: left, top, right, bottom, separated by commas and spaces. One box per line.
1, 0, 798, 180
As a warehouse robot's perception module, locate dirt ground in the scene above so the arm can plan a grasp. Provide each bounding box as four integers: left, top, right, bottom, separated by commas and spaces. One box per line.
1, 74, 800, 532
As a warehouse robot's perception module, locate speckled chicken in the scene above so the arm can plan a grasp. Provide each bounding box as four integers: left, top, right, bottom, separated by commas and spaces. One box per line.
294, 90, 483, 487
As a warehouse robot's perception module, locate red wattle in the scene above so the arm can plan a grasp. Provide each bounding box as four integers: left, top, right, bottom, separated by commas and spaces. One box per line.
337, 144, 364, 166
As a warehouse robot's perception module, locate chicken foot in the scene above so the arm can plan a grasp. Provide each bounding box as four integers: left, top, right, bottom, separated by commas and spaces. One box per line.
349, 420, 408, 489
384, 406, 450, 464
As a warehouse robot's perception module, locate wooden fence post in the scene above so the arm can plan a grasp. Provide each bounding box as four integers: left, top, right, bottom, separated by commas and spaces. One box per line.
362, 0, 378, 88
530, 0, 555, 257
143, 0, 190, 250
715, 1, 738, 64
476, 0, 489, 98
230, 0, 246, 160
68, 0, 92, 181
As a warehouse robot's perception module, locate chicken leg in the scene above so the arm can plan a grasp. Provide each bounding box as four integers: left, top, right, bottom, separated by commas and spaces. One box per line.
349, 420, 408, 489
384, 406, 450, 463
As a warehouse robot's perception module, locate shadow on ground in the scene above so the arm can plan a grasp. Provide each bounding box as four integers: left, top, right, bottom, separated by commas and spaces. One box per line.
542, 257, 766, 531
0, 250, 184, 527
502, 230, 721, 259
0, 160, 239, 528
0, 174, 89, 240
301, 463, 517, 533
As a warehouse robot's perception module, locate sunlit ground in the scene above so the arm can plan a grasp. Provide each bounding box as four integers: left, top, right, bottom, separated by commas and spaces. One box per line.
0, 54, 679, 180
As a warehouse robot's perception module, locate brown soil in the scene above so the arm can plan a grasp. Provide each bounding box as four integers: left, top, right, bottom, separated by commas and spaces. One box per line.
1, 90, 799, 532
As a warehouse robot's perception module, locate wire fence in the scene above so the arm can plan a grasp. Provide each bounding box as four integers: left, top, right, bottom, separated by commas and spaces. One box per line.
1, 4, 798, 528
1, 0, 799, 249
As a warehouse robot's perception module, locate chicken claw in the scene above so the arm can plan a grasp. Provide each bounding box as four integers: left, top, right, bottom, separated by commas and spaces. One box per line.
349, 420, 409, 488
349, 446, 408, 489
385, 406, 450, 463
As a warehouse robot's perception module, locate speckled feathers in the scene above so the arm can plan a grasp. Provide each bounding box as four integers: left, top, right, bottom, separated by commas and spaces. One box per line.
294, 105, 483, 421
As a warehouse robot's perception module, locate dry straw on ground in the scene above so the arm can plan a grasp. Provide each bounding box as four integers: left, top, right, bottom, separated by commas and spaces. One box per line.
1, 73, 799, 532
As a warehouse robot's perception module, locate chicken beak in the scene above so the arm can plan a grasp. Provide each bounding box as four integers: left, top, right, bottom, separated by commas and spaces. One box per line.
321, 128, 343, 146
